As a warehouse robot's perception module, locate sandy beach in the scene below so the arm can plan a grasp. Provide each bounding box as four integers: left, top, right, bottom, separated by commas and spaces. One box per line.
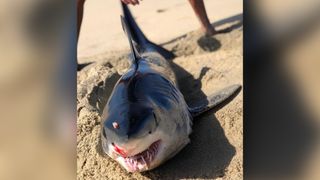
77, 0, 242, 59
77, 0, 243, 179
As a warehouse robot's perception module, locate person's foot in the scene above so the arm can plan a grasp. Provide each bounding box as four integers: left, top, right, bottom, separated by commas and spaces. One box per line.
202, 25, 217, 36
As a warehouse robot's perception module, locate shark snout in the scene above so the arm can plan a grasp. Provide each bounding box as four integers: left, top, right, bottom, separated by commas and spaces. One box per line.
112, 142, 140, 158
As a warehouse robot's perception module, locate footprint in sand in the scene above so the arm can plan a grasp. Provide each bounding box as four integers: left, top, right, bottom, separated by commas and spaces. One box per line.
156, 9, 167, 13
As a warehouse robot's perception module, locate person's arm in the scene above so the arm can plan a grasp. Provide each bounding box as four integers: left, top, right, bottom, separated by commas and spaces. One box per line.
121, 0, 141, 6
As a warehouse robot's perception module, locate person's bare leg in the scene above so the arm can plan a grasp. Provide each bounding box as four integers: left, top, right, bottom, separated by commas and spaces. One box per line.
77, 0, 85, 40
188, 0, 216, 36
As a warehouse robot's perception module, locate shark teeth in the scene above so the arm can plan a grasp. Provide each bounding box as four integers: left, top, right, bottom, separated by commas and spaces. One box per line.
123, 140, 161, 171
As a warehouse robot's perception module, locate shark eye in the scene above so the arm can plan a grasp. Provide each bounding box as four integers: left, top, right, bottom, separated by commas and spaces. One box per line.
149, 131, 152, 134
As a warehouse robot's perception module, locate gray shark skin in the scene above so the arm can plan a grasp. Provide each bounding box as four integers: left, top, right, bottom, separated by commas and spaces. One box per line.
100, 2, 241, 173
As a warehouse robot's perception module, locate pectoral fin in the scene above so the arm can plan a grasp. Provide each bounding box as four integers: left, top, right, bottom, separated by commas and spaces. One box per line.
189, 84, 241, 118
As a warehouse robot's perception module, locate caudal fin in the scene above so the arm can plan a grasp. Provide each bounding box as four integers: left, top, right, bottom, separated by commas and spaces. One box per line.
121, 2, 175, 59
121, 16, 140, 62
121, 2, 148, 49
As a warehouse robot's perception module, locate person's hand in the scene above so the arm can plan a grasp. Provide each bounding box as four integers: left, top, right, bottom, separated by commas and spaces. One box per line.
121, 0, 142, 6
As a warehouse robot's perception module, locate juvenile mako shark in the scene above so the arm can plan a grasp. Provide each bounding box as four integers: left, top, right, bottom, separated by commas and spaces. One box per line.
101, 3, 241, 173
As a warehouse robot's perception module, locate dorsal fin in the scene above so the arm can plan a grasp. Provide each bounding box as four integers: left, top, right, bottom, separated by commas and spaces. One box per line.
120, 15, 141, 63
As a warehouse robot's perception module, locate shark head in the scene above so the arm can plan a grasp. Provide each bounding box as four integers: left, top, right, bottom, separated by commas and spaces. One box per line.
100, 72, 192, 172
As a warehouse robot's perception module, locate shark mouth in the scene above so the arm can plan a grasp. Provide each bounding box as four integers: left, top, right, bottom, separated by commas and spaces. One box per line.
123, 140, 161, 172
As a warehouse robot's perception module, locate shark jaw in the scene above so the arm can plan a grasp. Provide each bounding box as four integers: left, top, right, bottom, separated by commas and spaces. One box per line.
115, 140, 161, 172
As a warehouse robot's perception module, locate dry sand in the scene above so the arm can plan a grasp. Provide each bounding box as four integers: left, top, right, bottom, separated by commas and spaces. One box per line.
77, 21, 243, 179
77, 0, 243, 58
77, 0, 242, 179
